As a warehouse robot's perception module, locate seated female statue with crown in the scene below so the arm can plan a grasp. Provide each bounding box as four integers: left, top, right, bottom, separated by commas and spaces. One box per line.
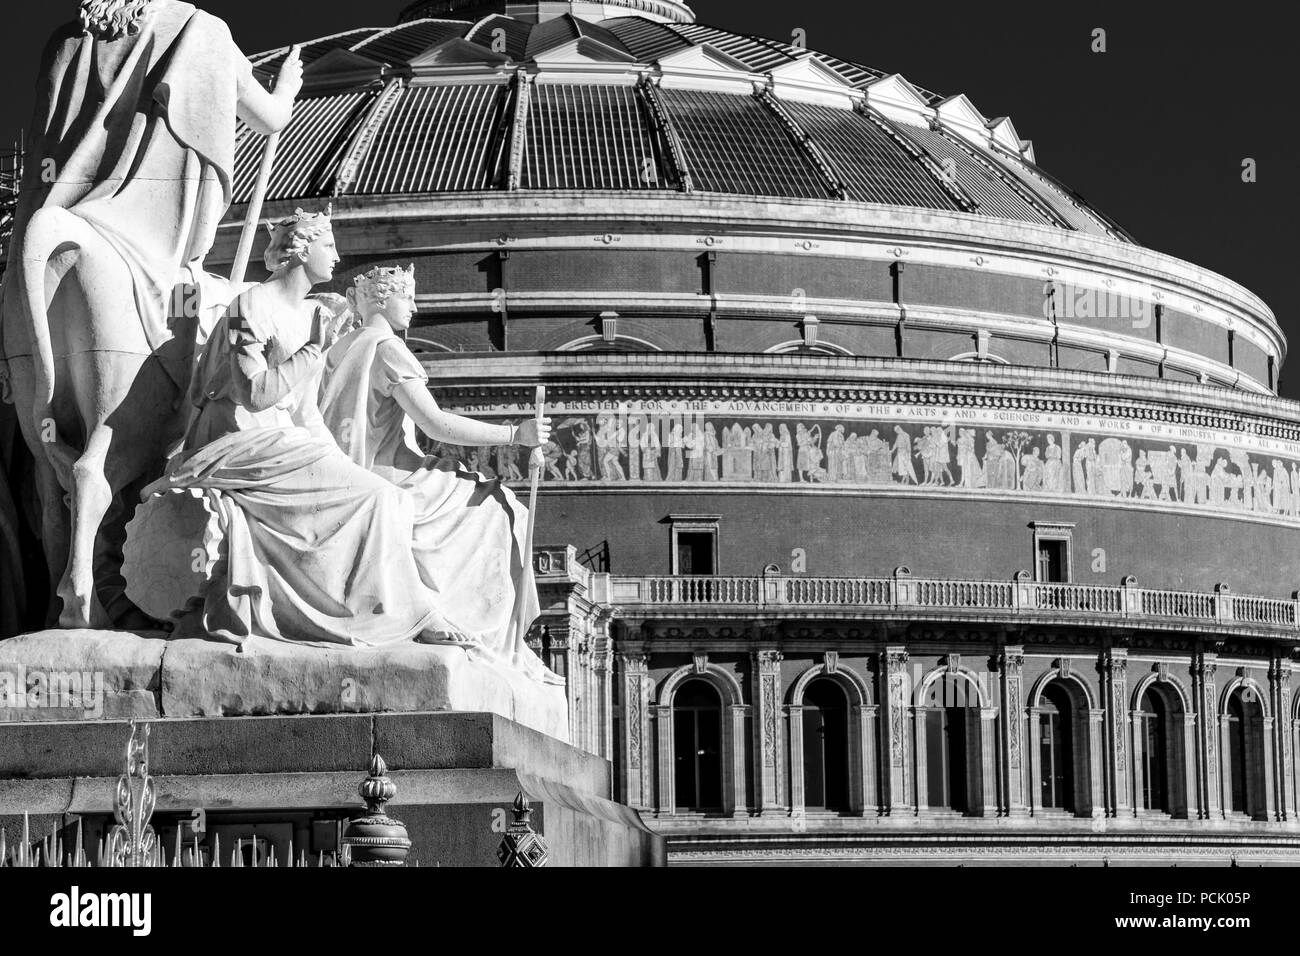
128, 208, 554, 662
318, 264, 559, 684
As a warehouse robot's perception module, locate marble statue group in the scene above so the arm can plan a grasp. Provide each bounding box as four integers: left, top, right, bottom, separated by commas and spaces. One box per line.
0, 0, 560, 686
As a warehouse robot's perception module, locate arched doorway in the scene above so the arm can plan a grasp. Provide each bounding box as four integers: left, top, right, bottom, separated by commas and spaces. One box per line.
673, 680, 723, 812
802, 679, 849, 811
1038, 681, 1079, 814
1134, 683, 1186, 816
923, 674, 980, 813
1225, 686, 1267, 820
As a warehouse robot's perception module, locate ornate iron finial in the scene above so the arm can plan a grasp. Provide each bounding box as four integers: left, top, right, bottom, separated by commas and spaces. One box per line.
341, 754, 411, 867
107, 721, 157, 868
497, 792, 549, 868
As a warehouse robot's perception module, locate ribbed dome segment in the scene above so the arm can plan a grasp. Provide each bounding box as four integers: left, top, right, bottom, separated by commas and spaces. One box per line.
241, 13, 1131, 242
397, 0, 696, 25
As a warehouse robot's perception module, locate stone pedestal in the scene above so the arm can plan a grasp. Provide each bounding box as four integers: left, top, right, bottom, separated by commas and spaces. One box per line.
0, 712, 664, 867
0, 630, 567, 740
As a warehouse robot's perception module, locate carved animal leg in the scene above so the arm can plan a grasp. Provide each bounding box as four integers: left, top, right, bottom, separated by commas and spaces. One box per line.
33, 453, 69, 629
4, 356, 72, 628
57, 426, 113, 629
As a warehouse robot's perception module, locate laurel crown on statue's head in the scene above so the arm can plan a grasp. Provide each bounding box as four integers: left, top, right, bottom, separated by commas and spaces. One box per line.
351, 263, 417, 311
262, 204, 333, 272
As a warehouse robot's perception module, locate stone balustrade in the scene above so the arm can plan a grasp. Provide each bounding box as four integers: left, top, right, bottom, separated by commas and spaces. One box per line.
608, 571, 1300, 637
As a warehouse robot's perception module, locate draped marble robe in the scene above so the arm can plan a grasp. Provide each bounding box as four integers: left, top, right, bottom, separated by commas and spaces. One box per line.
0, 1, 253, 386
318, 325, 552, 682
146, 292, 440, 647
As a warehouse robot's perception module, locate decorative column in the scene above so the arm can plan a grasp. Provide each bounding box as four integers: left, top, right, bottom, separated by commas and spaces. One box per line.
1270, 658, 1294, 822
1191, 651, 1219, 820
728, 701, 749, 818
1182, 709, 1198, 820
655, 700, 675, 816
857, 701, 879, 815
1129, 706, 1145, 816
880, 648, 911, 815
787, 704, 806, 818
753, 649, 785, 815
1101, 648, 1130, 817
911, 704, 930, 816
592, 628, 615, 762
979, 707, 999, 817
1216, 710, 1233, 818
1262, 707, 1278, 822
1087, 709, 1106, 818
619, 652, 653, 811
998, 646, 1026, 817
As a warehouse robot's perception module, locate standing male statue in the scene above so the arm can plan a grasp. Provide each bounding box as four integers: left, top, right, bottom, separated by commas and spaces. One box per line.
0, 0, 302, 629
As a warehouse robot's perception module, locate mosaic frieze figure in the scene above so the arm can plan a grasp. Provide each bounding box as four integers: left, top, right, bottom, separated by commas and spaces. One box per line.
437, 403, 1300, 524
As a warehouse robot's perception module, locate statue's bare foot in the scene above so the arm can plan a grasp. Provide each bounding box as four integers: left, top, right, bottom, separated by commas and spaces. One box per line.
416, 613, 478, 647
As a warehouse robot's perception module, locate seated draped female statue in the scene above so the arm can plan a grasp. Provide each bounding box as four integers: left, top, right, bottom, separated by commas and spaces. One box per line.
140, 208, 553, 664
319, 264, 560, 684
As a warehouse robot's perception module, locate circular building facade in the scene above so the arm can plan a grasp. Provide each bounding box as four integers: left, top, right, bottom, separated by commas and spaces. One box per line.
220, 0, 1300, 863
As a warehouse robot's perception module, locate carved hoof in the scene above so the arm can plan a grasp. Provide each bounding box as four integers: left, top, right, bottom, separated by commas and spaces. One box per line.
113, 603, 174, 634
56, 590, 102, 630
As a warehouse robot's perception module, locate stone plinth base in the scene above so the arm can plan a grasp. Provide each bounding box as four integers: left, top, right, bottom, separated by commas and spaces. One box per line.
0, 712, 663, 867
0, 630, 567, 740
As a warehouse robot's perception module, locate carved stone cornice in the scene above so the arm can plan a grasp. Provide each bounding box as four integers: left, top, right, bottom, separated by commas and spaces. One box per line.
424, 353, 1300, 438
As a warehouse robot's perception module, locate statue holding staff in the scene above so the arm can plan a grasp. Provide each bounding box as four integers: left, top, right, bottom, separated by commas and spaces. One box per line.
319, 264, 559, 681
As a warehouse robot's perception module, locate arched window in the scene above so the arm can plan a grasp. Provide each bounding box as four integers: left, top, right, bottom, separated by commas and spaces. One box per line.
673, 680, 723, 812
802, 679, 849, 811
923, 674, 979, 813
1136, 687, 1170, 813
1226, 687, 1267, 819
555, 335, 661, 353
765, 341, 853, 357
1038, 682, 1076, 813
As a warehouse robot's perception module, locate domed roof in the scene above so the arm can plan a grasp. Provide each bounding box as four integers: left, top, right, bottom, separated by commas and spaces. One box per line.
238, 4, 1131, 242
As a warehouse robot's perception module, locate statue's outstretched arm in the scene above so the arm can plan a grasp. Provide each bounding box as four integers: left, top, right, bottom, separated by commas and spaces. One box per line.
236, 47, 304, 136
393, 381, 546, 448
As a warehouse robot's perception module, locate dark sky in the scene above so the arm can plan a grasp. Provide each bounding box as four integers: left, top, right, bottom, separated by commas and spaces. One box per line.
5, 1, 1295, 397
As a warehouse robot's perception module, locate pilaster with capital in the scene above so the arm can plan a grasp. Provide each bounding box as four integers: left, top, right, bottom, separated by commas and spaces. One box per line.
619, 652, 653, 810
753, 649, 786, 813
1191, 651, 1219, 820
880, 647, 911, 815
998, 646, 1026, 816
1087, 708, 1106, 818
979, 706, 999, 816
1101, 648, 1129, 817
1270, 658, 1293, 821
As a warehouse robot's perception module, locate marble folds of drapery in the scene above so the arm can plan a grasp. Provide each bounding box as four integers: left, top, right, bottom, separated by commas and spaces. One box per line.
157, 424, 436, 647
142, 291, 446, 648
0, 1, 250, 382
320, 326, 550, 680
